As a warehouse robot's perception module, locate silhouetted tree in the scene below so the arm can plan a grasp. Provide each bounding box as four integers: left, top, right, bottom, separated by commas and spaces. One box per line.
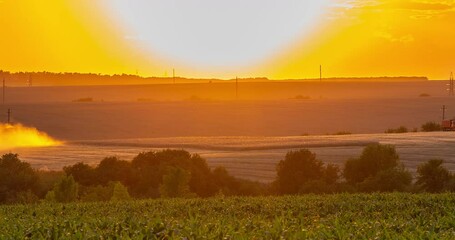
416, 159, 452, 193
344, 144, 399, 184
61, 149, 263, 199
0, 153, 39, 203
96, 157, 132, 186
186, 154, 216, 197
64, 162, 95, 186
274, 149, 325, 194
35, 170, 64, 199
421, 122, 442, 132
343, 144, 413, 192
130, 152, 162, 197
130, 150, 216, 198
324, 164, 340, 185
211, 167, 240, 196
385, 126, 408, 134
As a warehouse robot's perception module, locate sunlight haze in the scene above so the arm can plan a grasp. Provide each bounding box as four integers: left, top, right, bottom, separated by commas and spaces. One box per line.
0, 0, 453, 79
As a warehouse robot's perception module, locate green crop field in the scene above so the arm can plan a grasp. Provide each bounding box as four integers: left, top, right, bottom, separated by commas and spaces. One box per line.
1, 194, 454, 239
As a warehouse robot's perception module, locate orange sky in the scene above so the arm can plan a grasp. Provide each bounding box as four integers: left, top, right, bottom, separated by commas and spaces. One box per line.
0, 0, 454, 80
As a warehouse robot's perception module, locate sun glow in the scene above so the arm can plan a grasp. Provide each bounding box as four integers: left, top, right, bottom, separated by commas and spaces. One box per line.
0, 0, 454, 80
101, 0, 333, 69
0, 123, 63, 150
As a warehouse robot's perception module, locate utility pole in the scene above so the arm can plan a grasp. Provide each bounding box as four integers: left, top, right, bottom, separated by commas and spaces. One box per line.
320, 65, 322, 82
173, 69, 176, 84
2, 78, 5, 105
236, 76, 238, 100
449, 72, 454, 96
442, 105, 446, 120
7, 108, 11, 124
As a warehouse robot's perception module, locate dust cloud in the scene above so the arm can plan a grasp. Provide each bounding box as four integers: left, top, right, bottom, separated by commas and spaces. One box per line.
0, 123, 62, 150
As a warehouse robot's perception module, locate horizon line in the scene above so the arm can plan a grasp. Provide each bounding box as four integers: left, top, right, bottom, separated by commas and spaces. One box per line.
0, 70, 435, 82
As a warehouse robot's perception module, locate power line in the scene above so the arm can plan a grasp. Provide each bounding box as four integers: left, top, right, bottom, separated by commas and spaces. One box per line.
28, 74, 33, 87
236, 76, 238, 100
450, 72, 454, 96
320, 65, 322, 82
7, 108, 11, 124
442, 105, 446, 120
2, 78, 5, 105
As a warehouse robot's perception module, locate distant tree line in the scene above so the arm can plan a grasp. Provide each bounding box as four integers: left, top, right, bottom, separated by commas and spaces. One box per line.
0, 70, 427, 87
0, 70, 144, 87
0, 70, 269, 87
385, 121, 444, 134
0, 144, 454, 204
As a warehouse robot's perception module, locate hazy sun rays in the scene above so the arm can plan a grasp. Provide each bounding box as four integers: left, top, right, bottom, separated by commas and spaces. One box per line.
0, 0, 453, 79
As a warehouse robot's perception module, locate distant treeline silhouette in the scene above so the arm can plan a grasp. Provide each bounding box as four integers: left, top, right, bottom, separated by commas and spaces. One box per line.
292, 76, 429, 82
0, 70, 427, 87
0, 70, 269, 86
0, 144, 454, 204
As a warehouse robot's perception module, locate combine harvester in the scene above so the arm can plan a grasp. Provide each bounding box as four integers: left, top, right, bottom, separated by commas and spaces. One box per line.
442, 119, 455, 131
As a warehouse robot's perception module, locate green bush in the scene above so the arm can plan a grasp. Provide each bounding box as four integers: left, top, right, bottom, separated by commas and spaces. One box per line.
385, 126, 408, 134
79, 185, 113, 202
53, 175, 79, 203
421, 121, 442, 132
324, 164, 340, 185
62, 149, 263, 198
300, 180, 336, 194
344, 144, 399, 184
96, 157, 132, 186
15, 190, 39, 204
44, 191, 55, 202
343, 144, 414, 193
274, 149, 340, 194
332, 131, 352, 135
294, 95, 310, 100
72, 97, 93, 102
416, 159, 452, 193
159, 167, 194, 198
359, 167, 412, 192
0, 154, 39, 203
111, 182, 131, 201
130, 150, 216, 198
64, 162, 95, 186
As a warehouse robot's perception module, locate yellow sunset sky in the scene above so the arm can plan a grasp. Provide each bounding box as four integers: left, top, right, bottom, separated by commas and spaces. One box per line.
0, 0, 454, 80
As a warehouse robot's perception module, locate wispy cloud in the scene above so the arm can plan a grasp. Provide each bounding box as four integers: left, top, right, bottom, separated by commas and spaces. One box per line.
330, 0, 455, 20
333, 0, 454, 11
369, 1, 454, 11
376, 31, 415, 43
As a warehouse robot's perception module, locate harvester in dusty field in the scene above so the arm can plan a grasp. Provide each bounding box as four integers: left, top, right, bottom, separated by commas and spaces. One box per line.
442, 119, 455, 131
